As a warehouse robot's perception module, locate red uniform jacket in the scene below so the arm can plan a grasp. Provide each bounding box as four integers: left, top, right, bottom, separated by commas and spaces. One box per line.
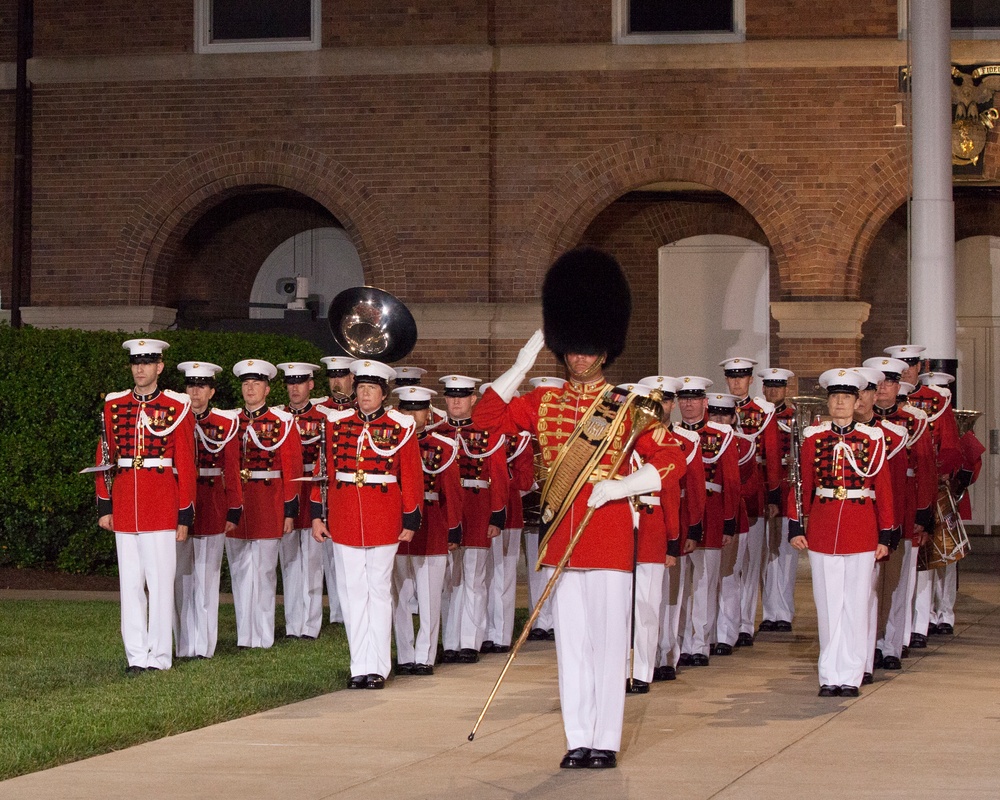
96, 387, 197, 534
231, 406, 303, 540
505, 432, 536, 531
398, 430, 463, 557
692, 421, 740, 549
313, 406, 423, 548
191, 408, 243, 536
875, 402, 937, 541
773, 402, 795, 517
282, 400, 330, 530
634, 428, 684, 565
955, 430, 985, 521
670, 423, 707, 554
864, 416, 907, 556
734, 433, 755, 534
907, 385, 962, 477
475, 381, 687, 572
435, 418, 509, 549
735, 396, 782, 515
789, 421, 895, 554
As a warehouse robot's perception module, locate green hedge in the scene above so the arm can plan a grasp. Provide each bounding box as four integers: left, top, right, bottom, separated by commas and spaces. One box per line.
0, 324, 325, 574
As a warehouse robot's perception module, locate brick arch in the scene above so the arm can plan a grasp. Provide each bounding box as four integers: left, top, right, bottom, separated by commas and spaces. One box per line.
115, 140, 404, 305
515, 134, 809, 293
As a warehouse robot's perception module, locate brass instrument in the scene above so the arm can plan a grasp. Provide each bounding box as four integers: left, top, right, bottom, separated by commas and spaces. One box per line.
786, 396, 826, 528
468, 389, 663, 741
79, 402, 116, 491
326, 286, 418, 363
950, 409, 983, 503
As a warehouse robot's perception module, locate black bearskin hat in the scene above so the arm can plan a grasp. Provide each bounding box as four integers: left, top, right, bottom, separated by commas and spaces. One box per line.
542, 246, 631, 367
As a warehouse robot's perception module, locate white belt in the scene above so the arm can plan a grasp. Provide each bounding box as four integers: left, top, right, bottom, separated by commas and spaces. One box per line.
118, 458, 172, 469
816, 487, 875, 500
335, 471, 397, 485
906, 468, 915, 478
461, 479, 490, 489
424, 491, 440, 502
198, 467, 222, 477
637, 495, 660, 506
303, 462, 315, 473
248, 470, 281, 480
705, 481, 722, 493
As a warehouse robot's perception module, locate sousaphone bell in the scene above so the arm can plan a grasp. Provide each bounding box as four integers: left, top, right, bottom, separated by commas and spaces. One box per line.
327, 286, 418, 363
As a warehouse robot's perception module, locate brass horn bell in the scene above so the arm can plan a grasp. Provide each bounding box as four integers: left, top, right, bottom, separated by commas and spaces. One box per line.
326, 286, 418, 363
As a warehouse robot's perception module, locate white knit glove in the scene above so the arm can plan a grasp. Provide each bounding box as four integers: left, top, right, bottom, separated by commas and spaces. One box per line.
490, 329, 545, 402
588, 462, 662, 509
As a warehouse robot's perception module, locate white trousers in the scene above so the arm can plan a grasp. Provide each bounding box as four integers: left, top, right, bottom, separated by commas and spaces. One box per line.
715, 535, 742, 646
931, 562, 958, 626
225, 537, 279, 649
657, 557, 687, 669
809, 550, 874, 688
912, 567, 933, 636
334, 541, 398, 678
876, 542, 908, 658
392, 553, 446, 665
632, 562, 664, 683
173, 534, 225, 658
900, 541, 918, 642
486, 528, 522, 646
279, 528, 325, 638
453, 547, 491, 650
865, 562, 881, 673
682, 548, 722, 657
321, 538, 345, 623
522, 531, 554, 631
116, 530, 176, 670
737, 516, 767, 634
552, 569, 631, 752
762, 516, 798, 622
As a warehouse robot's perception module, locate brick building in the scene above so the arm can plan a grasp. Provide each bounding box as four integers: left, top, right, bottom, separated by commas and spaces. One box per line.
0, 1, 997, 532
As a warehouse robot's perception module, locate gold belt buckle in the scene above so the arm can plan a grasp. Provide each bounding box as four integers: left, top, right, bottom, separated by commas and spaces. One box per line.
133, 455, 144, 469
240, 468, 251, 483
355, 469, 366, 488
834, 486, 847, 501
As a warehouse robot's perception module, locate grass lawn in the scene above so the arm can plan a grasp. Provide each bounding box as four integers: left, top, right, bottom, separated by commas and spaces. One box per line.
0, 600, 351, 781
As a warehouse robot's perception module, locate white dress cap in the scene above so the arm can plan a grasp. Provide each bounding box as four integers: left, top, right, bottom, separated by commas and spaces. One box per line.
818, 368, 866, 393
122, 338, 169, 359
638, 375, 682, 395
719, 357, 758, 374
757, 367, 795, 383
850, 366, 885, 388
350, 359, 397, 383
528, 376, 567, 389
320, 356, 354, 373
676, 376, 713, 395
277, 362, 321, 379
439, 374, 481, 395
233, 359, 278, 381
883, 344, 926, 360
863, 357, 907, 378
392, 386, 437, 404
918, 371, 955, 386
706, 392, 738, 410
177, 361, 222, 379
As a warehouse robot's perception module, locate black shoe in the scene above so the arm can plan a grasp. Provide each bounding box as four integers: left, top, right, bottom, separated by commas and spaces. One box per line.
125, 665, 145, 675
882, 656, 902, 670
839, 685, 860, 697
347, 675, 367, 689
396, 662, 415, 675
774, 620, 793, 632
677, 653, 693, 666
626, 678, 650, 694
480, 640, 495, 654
818, 685, 840, 697
457, 648, 480, 663
873, 648, 884, 669
559, 747, 591, 769
441, 649, 459, 663
909, 633, 928, 649
927, 623, 940, 635
285, 634, 302, 640
937, 623, 954, 635
587, 750, 617, 769
862, 672, 874, 685
652, 665, 677, 681
412, 663, 434, 676
492, 644, 511, 654
300, 634, 318, 640
712, 643, 734, 656
736, 632, 755, 647
366, 674, 386, 690
527, 628, 548, 641
901, 645, 910, 659
690, 653, 710, 666
758, 619, 776, 632
545, 629, 556, 640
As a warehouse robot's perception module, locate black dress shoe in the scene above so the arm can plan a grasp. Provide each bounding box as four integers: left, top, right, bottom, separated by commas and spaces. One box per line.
457, 648, 480, 663
300, 634, 318, 640
559, 747, 591, 769
396, 662, 415, 675
366, 674, 386, 690
626, 678, 650, 694
713, 643, 734, 656
758, 619, 776, 632
936, 623, 954, 635
862, 672, 874, 685
480, 640, 495, 654
347, 675, 367, 689
441, 649, 459, 663
818, 685, 839, 697
652, 665, 676, 681
677, 653, 693, 666
492, 644, 511, 654
873, 648, 884, 669
774, 620, 793, 632
882, 656, 902, 670
125, 665, 145, 675
588, 750, 617, 769
736, 632, 754, 647
901, 645, 910, 659
927, 623, 940, 635
839, 685, 860, 697
412, 663, 434, 676
690, 653, 710, 666
909, 633, 928, 649
527, 628, 548, 641
285, 634, 302, 640
545, 629, 556, 640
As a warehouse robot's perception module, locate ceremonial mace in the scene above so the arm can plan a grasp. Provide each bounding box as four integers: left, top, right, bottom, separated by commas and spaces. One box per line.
468, 389, 665, 741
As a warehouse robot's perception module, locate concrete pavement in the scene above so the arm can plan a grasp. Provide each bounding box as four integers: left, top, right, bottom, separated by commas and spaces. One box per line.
2, 564, 999, 799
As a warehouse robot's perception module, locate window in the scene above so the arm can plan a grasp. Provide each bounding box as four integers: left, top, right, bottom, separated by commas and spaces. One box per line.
195, 0, 321, 54
614, 0, 745, 44
899, 0, 1000, 40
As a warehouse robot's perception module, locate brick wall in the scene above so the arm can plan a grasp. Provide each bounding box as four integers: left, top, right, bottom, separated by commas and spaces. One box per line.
746, 0, 898, 39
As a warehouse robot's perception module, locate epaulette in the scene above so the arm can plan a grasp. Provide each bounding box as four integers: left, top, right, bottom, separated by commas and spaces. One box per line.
319, 406, 355, 423
163, 388, 191, 405
855, 422, 883, 439
670, 424, 701, 464
212, 408, 240, 421
803, 421, 831, 438
880, 419, 909, 460
708, 422, 733, 434
269, 406, 293, 423
386, 408, 416, 429
104, 389, 131, 402
753, 396, 776, 413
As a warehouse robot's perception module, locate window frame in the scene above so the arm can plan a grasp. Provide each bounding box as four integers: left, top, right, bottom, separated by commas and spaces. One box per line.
194, 0, 322, 54
898, 0, 1000, 41
613, 0, 746, 45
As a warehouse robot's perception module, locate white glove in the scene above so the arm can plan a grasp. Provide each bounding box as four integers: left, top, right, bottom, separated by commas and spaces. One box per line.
588, 462, 662, 509
489, 329, 545, 402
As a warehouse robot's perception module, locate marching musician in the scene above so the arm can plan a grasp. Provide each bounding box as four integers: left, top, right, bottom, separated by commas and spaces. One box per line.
789, 369, 894, 697
174, 360, 242, 660
474, 247, 687, 770
311, 359, 423, 689
96, 339, 196, 673
228, 359, 303, 649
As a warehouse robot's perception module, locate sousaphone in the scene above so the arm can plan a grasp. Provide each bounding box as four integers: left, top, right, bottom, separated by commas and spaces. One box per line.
327, 286, 418, 363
